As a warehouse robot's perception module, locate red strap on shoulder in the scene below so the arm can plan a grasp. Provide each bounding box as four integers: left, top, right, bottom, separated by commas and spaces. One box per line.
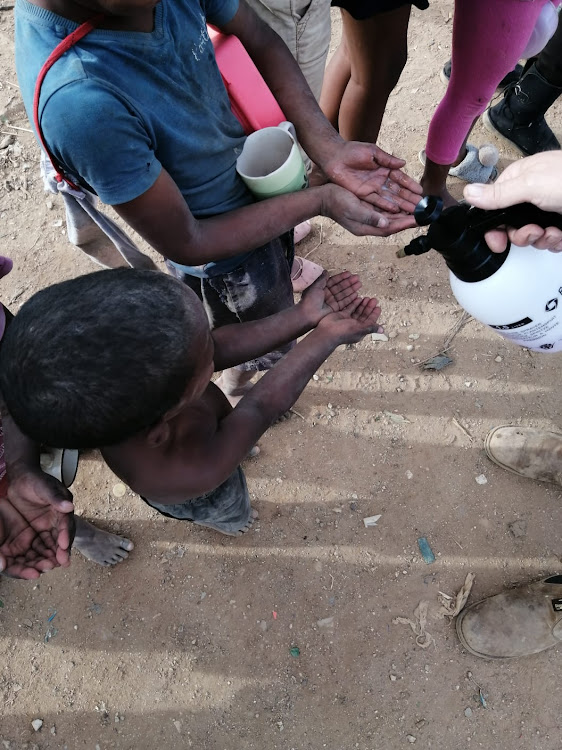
33, 15, 104, 190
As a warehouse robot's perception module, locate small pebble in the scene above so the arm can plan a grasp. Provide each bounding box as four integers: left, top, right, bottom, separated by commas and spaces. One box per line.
464, 708, 473, 718
408, 333, 420, 340
495, 355, 503, 363
475, 474, 488, 485
371, 332, 389, 342
31, 719, 43, 732
389, 674, 397, 681
407, 735, 417, 743
406, 344, 414, 351
405, 470, 413, 480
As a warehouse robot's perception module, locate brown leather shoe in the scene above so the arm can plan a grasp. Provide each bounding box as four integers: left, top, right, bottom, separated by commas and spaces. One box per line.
485, 425, 562, 485
456, 576, 562, 659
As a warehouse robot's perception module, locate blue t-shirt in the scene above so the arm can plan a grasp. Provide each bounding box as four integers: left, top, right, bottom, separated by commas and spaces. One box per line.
15, 0, 257, 276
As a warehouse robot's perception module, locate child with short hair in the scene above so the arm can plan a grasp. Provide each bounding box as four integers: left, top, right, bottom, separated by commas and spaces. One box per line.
0, 268, 382, 537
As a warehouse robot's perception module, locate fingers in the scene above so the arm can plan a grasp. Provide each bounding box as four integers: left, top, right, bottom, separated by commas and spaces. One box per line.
352, 297, 382, 325
484, 228, 509, 253
350, 213, 418, 237
372, 145, 406, 169
326, 271, 362, 297
464, 179, 530, 210
506, 225, 562, 251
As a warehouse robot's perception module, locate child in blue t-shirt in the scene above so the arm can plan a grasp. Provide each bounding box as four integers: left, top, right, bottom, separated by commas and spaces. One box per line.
15, 0, 421, 401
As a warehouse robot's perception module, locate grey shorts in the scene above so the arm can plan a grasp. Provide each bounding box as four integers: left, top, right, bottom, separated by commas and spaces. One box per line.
245, 0, 332, 99
141, 466, 251, 535
167, 232, 295, 371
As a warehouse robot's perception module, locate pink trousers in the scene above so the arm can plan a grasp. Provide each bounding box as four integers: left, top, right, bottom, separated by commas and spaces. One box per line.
426, 0, 557, 165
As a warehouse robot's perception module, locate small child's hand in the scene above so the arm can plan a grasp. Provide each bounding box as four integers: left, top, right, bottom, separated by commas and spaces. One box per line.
299, 270, 362, 326
316, 295, 383, 345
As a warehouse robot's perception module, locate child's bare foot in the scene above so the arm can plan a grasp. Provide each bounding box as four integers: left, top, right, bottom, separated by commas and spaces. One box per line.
215, 368, 256, 407
73, 518, 134, 566
195, 508, 259, 537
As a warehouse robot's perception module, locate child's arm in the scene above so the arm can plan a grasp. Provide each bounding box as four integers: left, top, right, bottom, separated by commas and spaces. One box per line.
211, 271, 361, 370
115, 172, 416, 268
151, 297, 382, 500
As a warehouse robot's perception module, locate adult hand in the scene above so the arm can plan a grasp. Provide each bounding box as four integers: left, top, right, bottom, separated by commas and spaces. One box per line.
0, 469, 75, 578
317, 294, 383, 345
320, 184, 418, 237
464, 152, 562, 253
299, 270, 362, 326
320, 141, 423, 214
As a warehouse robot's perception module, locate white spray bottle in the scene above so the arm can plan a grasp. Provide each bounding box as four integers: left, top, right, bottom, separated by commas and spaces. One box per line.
399, 197, 562, 352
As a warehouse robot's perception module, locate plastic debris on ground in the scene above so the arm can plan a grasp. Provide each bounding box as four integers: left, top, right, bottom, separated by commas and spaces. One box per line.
392, 600, 435, 648
289, 646, 300, 658
363, 514, 382, 528
417, 537, 436, 564
438, 573, 476, 618
383, 410, 410, 424
422, 355, 453, 371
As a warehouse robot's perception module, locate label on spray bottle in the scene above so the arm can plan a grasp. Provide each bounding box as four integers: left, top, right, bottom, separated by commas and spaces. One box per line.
489, 313, 562, 350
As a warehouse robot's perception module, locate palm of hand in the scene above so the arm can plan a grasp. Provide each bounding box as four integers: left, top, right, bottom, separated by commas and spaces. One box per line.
323, 142, 423, 213
301, 271, 362, 324
0, 475, 73, 579
318, 296, 382, 343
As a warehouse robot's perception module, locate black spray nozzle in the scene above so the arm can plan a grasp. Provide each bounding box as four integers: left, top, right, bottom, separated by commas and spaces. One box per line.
398, 197, 562, 283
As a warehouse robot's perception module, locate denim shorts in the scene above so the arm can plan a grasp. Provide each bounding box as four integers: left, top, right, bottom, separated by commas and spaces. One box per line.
167, 232, 295, 371
141, 466, 251, 535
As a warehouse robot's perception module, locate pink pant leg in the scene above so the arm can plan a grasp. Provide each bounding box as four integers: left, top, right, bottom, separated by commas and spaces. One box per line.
425, 0, 551, 165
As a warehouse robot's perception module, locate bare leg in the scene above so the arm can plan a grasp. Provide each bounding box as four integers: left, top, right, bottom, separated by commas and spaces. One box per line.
320, 6, 411, 143
214, 368, 257, 407
421, 118, 477, 207
73, 517, 134, 566
319, 21, 351, 130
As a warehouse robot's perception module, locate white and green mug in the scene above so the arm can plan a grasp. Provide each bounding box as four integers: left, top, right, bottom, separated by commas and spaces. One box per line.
236, 121, 308, 200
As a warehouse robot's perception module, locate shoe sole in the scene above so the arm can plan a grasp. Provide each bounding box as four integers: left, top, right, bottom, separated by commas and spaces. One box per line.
482, 109, 529, 157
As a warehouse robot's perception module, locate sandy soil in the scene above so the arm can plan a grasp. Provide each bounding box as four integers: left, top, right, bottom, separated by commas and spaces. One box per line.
2, 2, 562, 748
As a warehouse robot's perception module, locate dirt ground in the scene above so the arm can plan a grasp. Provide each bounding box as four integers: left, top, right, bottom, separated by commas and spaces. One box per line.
2, 1, 562, 748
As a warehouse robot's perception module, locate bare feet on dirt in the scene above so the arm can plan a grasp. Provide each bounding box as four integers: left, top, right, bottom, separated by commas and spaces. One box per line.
73, 517, 134, 566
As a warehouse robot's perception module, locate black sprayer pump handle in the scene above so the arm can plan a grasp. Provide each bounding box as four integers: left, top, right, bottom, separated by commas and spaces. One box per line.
399, 197, 562, 282
462, 201, 562, 235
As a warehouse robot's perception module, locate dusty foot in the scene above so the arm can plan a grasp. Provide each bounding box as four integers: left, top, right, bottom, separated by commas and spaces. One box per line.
215, 370, 256, 407
73, 517, 134, 566
196, 508, 259, 537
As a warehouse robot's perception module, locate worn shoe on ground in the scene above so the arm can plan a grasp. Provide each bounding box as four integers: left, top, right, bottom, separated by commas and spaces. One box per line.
485, 425, 562, 485
456, 576, 562, 659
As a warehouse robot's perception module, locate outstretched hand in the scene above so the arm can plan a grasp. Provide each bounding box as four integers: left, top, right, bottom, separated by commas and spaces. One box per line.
317, 293, 383, 345
321, 184, 419, 237
0, 470, 74, 579
320, 141, 423, 214
299, 270, 362, 325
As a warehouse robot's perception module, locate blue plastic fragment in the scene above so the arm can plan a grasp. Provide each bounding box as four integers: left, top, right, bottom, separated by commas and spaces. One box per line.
417, 537, 436, 564
47, 610, 57, 623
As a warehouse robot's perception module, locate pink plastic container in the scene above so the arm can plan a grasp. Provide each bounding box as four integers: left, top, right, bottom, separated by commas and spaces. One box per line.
208, 26, 286, 134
